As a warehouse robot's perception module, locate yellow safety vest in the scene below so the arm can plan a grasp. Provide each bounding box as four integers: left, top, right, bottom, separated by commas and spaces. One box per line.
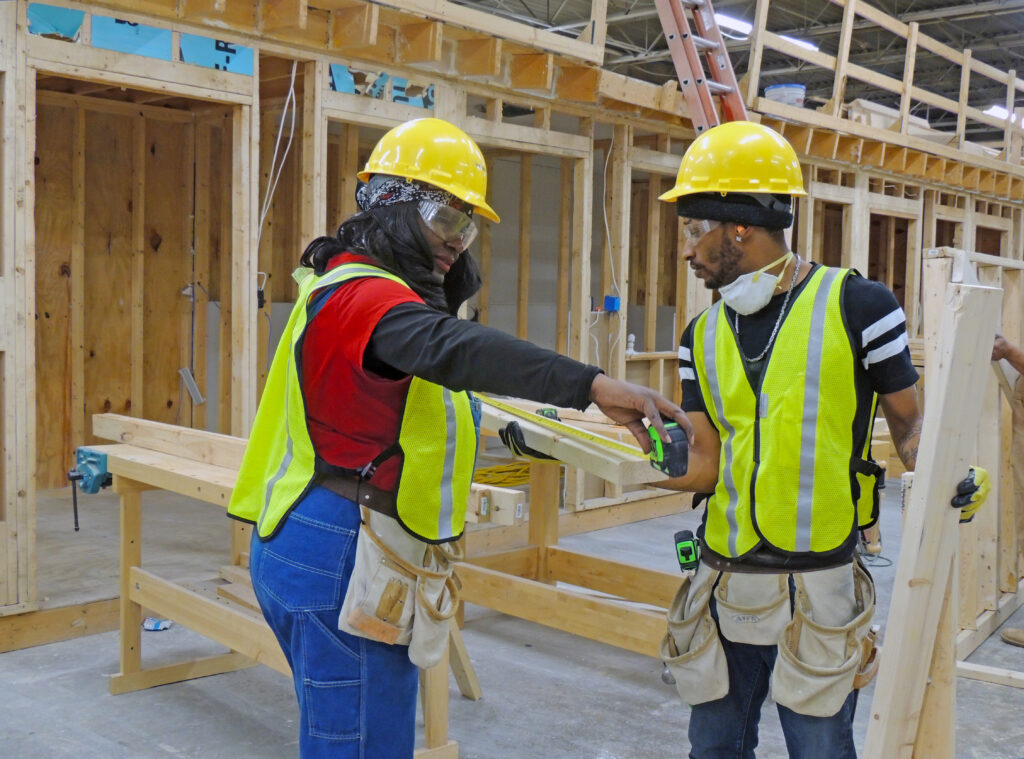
228, 263, 478, 543
692, 266, 879, 559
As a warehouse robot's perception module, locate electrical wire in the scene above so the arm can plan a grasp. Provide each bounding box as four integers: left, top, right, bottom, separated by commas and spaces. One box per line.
256, 61, 298, 251
473, 462, 532, 487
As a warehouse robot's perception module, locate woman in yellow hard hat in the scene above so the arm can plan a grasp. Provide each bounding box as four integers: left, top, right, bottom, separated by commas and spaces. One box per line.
229, 116, 692, 758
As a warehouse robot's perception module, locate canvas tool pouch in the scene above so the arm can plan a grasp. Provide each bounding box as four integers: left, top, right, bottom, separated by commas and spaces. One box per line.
660, 563, 728, 706
714, 572, 791, 645
772, 562, 876, 717
408, 541, 462, 669
339, 509, 445, 648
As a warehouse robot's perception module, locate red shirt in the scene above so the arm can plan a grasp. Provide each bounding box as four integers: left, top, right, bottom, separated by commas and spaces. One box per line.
301, 253, 423, 491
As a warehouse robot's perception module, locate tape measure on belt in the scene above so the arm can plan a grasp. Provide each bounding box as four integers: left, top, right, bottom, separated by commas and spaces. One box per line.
478, 395, 644, 459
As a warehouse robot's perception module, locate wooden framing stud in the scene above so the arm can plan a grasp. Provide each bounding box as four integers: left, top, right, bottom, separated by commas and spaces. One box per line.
260, 0, 307, 33
399, 21, 443, 65
555, 65, 600, 103
180, 0, 226, 20
455, 37, 501, 78
328, 5, 379, 50
510, 53, 554, 93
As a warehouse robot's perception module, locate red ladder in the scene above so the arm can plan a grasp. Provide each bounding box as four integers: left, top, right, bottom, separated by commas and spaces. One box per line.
653, 0, 748, 133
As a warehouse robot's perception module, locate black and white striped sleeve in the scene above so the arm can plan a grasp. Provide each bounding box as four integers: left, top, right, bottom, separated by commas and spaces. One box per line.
678, 320, 707, 414
843, 276, 919, 395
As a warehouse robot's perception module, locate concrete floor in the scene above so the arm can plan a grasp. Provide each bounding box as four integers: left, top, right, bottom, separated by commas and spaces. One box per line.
3, 483, 1024, 758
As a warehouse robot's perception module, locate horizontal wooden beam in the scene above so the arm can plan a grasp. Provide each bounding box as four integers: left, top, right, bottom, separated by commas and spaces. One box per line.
0, 598, 119, 653
457, 563, 665, 657
125, 568, 290, 674
544, 547, 679, 607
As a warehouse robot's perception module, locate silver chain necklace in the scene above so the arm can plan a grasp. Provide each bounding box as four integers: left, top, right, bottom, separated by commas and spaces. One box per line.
733, 254, 802, 364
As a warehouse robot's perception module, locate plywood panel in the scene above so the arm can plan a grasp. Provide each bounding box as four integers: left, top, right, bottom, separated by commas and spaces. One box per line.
143, 119, 194, 425
84, 110, 134, 434
33, 103, 75, 488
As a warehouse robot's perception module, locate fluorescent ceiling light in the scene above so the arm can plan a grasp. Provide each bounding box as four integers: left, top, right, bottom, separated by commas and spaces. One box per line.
780, 34, 819, 52
715, 13, 751, 35
984, 104, 1018, 122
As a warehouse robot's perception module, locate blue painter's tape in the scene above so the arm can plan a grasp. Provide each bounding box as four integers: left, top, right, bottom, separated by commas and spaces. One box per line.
92, 16, 172, 60
179, 34, 253, 76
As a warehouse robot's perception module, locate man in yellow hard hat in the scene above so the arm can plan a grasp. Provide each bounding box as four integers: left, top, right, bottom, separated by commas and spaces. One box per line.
229, 117, 692, 759
652, 121, 988, 758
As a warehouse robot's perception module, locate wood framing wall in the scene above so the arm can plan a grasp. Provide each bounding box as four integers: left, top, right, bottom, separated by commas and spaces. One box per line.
2, 0, 1024, 649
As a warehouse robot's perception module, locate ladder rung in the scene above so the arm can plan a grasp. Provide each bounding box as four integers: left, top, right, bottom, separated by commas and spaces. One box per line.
705, 80, 733, 95
687, 33, 719, 52
680, 0, 706, 7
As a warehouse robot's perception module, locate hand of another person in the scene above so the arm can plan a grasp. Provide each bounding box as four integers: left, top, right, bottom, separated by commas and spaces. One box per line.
588, 374, 693, 454
951, 466, 990, 524
992, 333, 1010, 362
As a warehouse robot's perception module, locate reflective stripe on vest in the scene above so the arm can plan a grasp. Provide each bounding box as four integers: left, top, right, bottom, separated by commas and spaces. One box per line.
228, 263, 476, 543
694, 266, 868, 558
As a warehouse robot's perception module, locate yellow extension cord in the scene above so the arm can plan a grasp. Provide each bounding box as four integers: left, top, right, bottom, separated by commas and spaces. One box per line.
472, 461, 532, 487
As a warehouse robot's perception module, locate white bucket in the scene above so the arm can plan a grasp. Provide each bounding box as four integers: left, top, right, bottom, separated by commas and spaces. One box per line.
765, 83, 806, 108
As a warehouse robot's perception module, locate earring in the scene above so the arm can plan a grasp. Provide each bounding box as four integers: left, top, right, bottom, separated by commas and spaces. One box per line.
735, 236, 742, 242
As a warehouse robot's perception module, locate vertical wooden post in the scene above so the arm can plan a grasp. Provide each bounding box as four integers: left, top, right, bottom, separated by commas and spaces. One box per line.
70, 109, 86, 445
556, 158, 572, 354
956, 50, 973, 149
912, 555, 957, 759
477, 160, 493, 326
844, 172, 869, 273
529, 461, 562, 582
131, 117, 146, 417
644, 175, 662, 353
570, 122, 594, 364
420, 643, 451, 750
517, 153, 531, 339
300, 60, 326, 245
1002, 69, 1016, 160
116, 477, 144, 680
897, 22, 919, 135
744, 0, 771, 107
606, 124, 630, 380
193, 122, 212, 432
827, 0, 858, 117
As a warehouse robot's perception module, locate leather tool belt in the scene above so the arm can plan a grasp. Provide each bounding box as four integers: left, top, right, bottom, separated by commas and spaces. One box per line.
320, 475, 398, 520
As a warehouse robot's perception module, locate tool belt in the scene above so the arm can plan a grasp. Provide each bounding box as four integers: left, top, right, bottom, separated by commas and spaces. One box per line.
338, 507, 461, 669
320, 474, 398, 520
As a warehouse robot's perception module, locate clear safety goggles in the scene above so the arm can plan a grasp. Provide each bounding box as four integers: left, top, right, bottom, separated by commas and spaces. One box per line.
681, 218, 721, 245
418, 200, 478, 250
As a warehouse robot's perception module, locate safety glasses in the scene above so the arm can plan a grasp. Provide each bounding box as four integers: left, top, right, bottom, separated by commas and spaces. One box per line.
418, 200, 478, 250
681, 218, 721, 245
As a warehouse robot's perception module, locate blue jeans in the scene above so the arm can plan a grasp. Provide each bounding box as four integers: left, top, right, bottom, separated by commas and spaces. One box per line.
688, 599, 858, 759
249, 486, 418, 759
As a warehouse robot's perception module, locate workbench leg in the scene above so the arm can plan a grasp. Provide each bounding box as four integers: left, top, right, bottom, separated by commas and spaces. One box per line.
421, 641, 450, 748
116, 478, 144, 681
528, 461, 562, 582
448, 624, 482, 701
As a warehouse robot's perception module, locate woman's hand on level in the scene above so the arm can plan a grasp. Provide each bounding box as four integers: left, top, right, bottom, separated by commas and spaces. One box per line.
588, 374, 694, 454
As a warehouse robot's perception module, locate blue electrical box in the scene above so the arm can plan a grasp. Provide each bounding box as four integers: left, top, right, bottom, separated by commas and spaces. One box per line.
603, 295, 621, 313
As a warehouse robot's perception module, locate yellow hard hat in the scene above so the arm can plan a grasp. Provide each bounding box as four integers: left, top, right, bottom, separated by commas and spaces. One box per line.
659, 121, 806, 202
358, 117, 500, 223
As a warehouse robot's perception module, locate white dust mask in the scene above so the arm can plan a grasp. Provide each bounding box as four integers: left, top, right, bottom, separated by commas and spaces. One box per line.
718, 251, 793, 315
